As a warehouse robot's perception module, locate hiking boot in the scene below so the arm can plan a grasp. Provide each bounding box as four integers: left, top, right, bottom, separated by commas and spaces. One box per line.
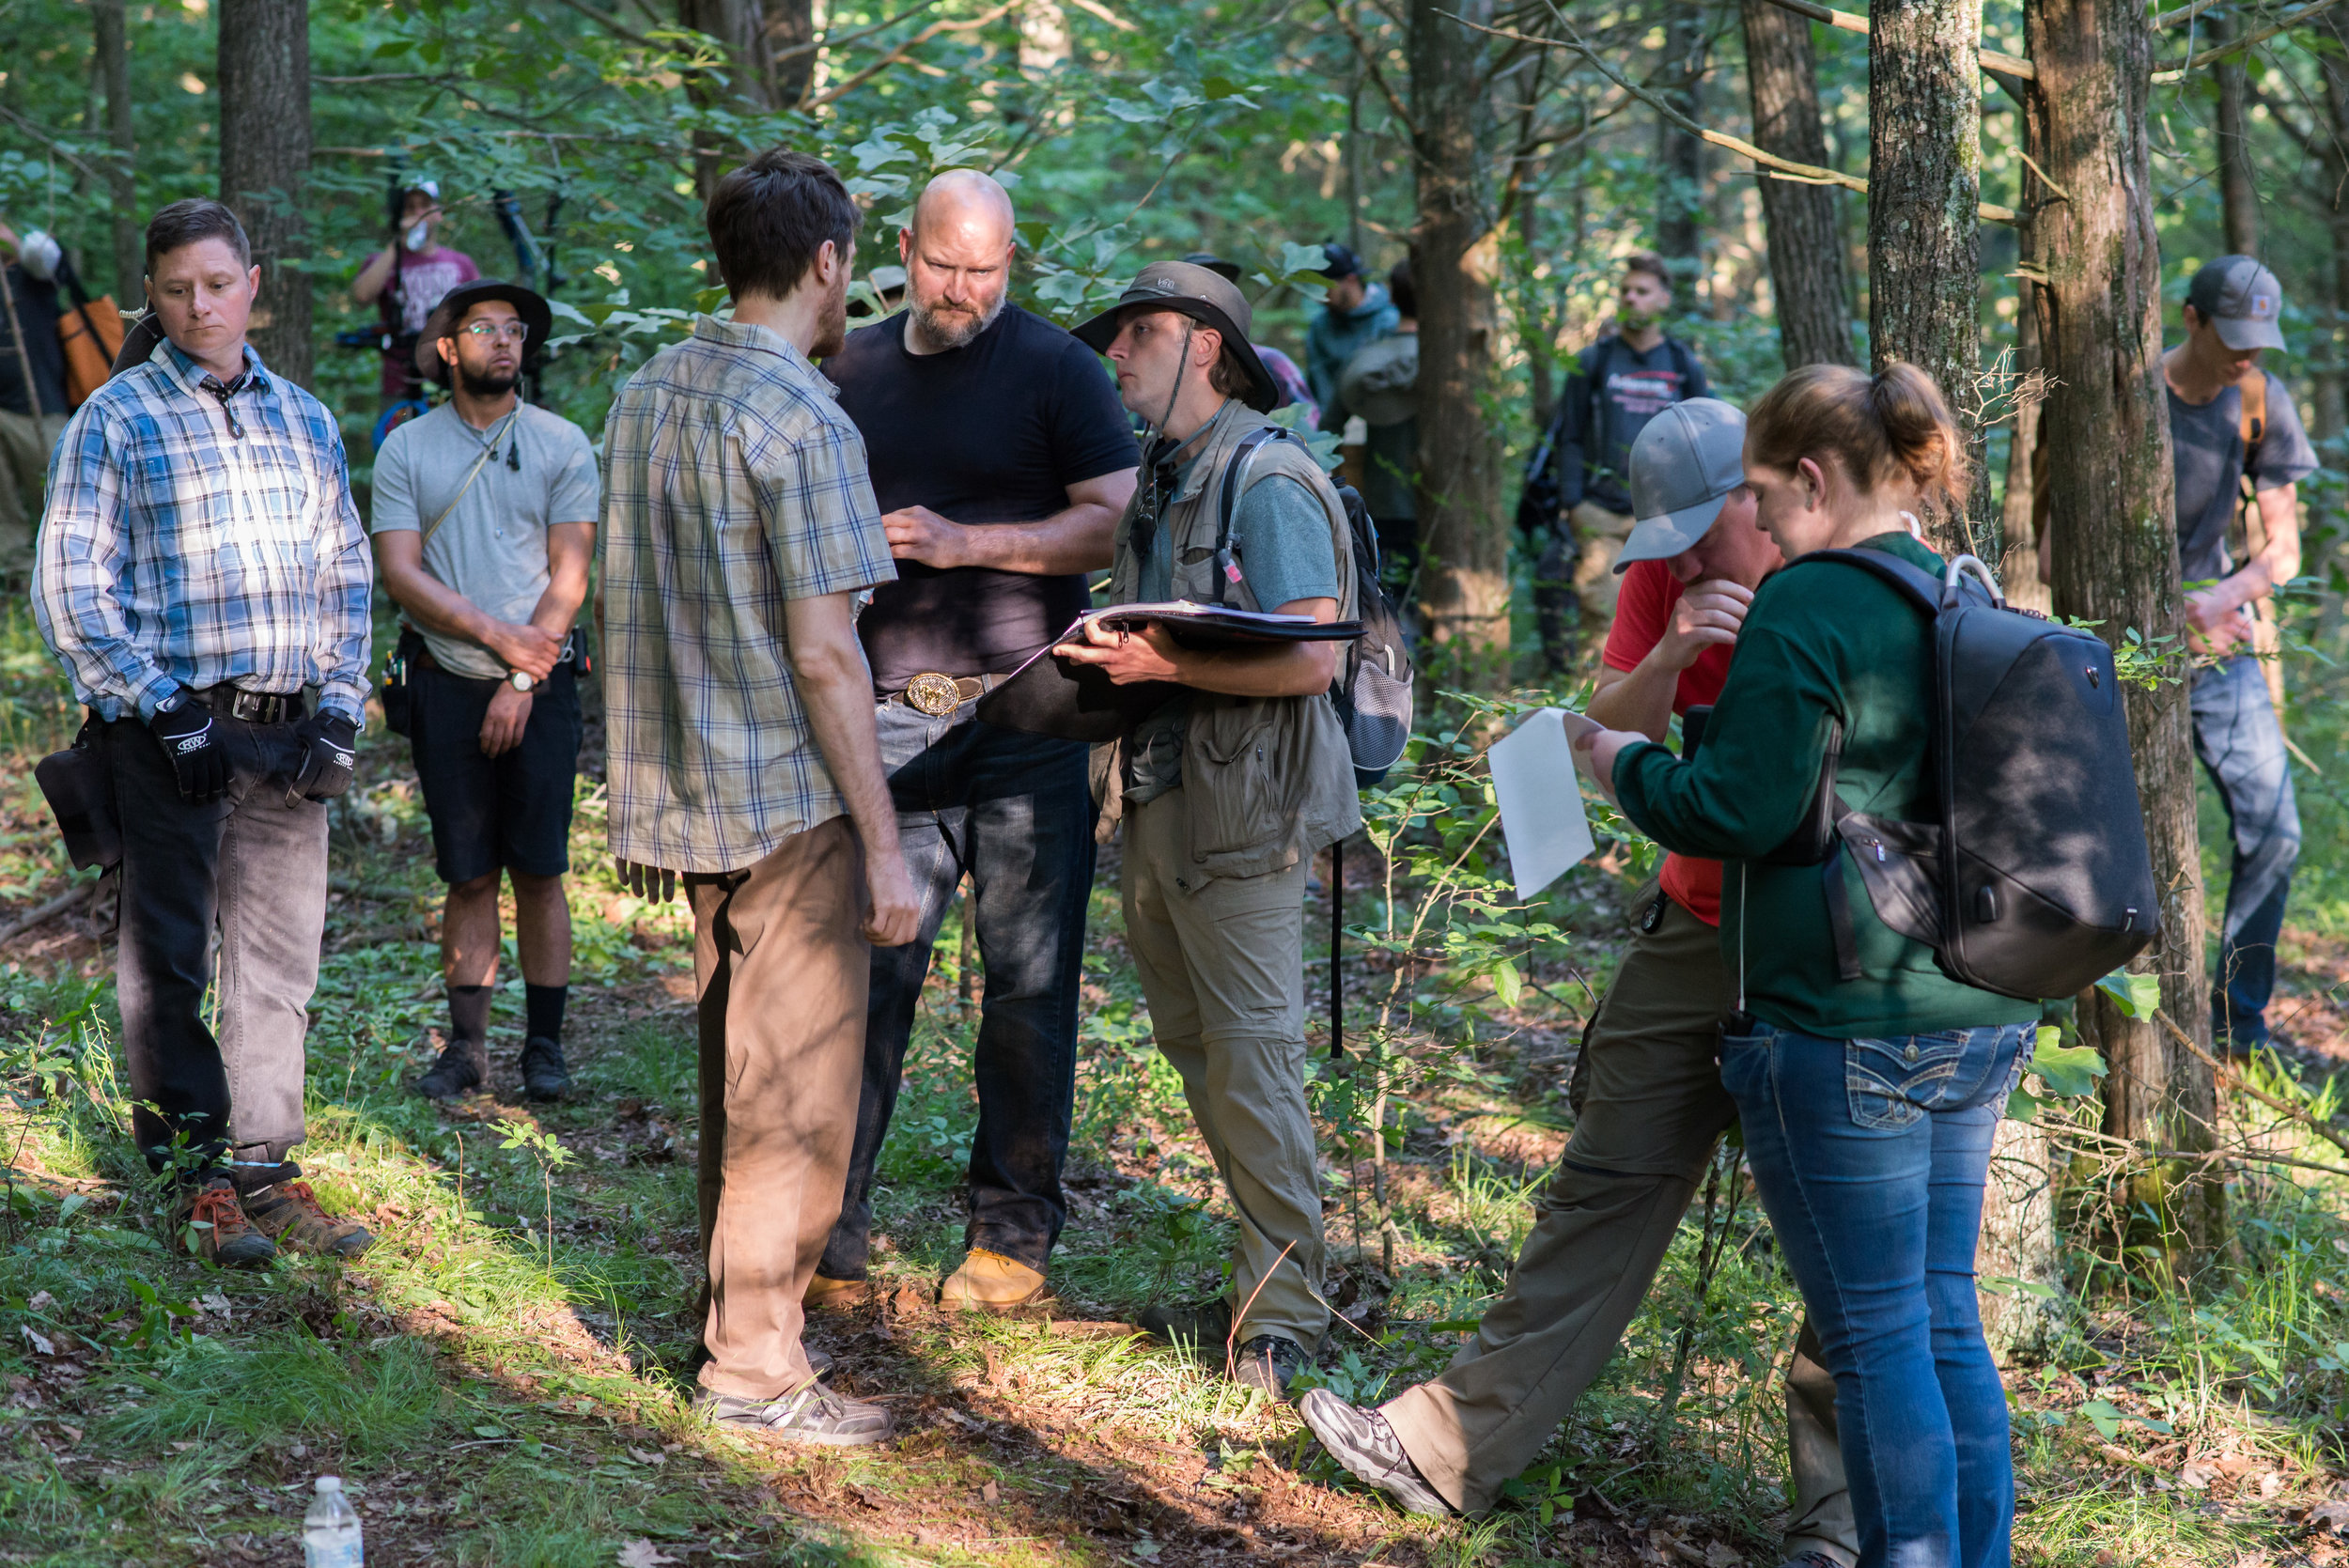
693, 1381, 893, 1446
804, 1274, 866, 1311
1138, 1296, 1232, 1348
173, 1176, 277, 1269
414, 1036, 487, 1100
1231, 1333, 1313, 1396
521, 1036, 572, 1102
1298, 1387, 1452, 1516
242, 1179, 374, 1259
938, 1249, 1050, 1312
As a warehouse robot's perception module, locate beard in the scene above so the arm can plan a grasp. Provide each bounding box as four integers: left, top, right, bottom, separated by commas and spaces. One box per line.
810, 273, 852, 360
459, 364, 519, 397
908, 288, 1005, 352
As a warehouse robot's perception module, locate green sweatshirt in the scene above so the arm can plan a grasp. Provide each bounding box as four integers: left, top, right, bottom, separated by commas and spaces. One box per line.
1611, 532, 2040, 1040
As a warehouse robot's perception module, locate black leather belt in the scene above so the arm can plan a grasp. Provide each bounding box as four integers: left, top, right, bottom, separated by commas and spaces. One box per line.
192, 687, 305, 724
883, 672, 1005, 717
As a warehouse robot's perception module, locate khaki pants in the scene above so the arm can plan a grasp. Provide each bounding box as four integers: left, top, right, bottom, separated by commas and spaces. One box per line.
1122, 788, 1329, 1351
0, 410, 67, 579
1381, 887, 1858, 1561
687, 815, 868, 1400
1570, 502, 1636, 626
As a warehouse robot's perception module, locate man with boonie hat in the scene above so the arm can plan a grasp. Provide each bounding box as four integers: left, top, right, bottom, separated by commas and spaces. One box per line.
1302, 241, 1397, 427
372, 276, 599, 1104
2155, 256, 2316, 1054
1300, 399, 1860, 1568
1056, 259, 1363, 1397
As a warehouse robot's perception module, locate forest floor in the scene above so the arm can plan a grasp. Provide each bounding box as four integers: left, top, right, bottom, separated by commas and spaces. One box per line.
5, 598, 2349, 1567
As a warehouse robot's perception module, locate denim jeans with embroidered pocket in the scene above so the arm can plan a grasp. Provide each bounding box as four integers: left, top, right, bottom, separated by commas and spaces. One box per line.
1843, 1030, 1972, 1129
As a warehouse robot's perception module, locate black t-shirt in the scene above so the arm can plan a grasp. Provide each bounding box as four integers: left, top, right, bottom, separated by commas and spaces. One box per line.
2165, 365, 2317, 587
825, 304, 1139, 688
0, 265, 68, 419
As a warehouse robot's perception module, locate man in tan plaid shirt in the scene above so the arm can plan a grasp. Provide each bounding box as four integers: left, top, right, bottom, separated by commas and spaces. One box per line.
600, 148, 920, 1446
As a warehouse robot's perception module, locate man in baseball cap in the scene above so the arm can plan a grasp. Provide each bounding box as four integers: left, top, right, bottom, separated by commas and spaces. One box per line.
1301, 241, 1397, 427
2158, 256, 2317, 1055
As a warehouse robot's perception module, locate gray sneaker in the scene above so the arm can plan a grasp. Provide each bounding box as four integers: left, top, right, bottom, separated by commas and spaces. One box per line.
693, 1381, 892, 1446
1298, 1387, 1452, 1516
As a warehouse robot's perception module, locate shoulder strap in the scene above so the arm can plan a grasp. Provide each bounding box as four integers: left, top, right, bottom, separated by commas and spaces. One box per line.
1212, 426, 1289, 608
1799, 547, 1944, 616
417, 419, 506, 551
1668, 335, 1697, 389
2237, 366, 2267, 496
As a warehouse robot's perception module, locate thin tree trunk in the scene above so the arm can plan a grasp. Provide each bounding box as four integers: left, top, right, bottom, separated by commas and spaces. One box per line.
2025, 0, 2222, 1254
2213, 11, 2261, 256
1870, 0, 1987, 561
679, 0, 779, 196
1999, 271, 2048, 613
94, 0, 139, 303
2317, 16, 2349, 648
769, 0, 818, 107
1742, 0, 1857, 368
1409, 0, 1508, 668
216, 0, 312, 388
1655, 5, 1707, 287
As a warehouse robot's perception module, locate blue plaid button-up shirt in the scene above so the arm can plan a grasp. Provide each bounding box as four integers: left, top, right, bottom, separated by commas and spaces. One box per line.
32, 339, 373, 724
600, 316, 894, 875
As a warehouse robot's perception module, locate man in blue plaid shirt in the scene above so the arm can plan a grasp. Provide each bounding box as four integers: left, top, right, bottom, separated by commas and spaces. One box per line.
33, 199, 375, 1269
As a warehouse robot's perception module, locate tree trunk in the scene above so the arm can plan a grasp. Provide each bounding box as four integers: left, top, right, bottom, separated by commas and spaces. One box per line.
94, 0, 140, 304
2025, 0, 2221, 1253
1655, 5, 1707, 287
770, 0, 818, 106
1870, 0, 1987, 561
1999, 272, 2049, 613
2212, 12, 2261, 256
1408, 0, 1508, 668
1976, 1112, 2061, 1362
679, 0, 779, 196
216, 0, 312, 389
2316, 16, 2349, 648
1742, 0, 1857, 368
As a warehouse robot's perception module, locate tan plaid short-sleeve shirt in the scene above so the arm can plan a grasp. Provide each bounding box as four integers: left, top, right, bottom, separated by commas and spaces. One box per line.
600, 316, 895, 875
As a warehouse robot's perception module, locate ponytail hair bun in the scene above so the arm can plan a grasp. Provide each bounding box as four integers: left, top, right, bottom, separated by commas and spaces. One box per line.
1746, 361, 1969, 509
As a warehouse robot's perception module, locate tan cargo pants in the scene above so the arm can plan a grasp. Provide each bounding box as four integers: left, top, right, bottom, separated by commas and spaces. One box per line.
0, 410, 67, 579
687, 815, 868, 1401
1122, 787, 1330, 1352
1380, 886, 1857, 1560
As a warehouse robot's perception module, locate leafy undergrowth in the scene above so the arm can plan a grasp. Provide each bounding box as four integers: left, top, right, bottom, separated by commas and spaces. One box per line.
3, 596, 2349, 1565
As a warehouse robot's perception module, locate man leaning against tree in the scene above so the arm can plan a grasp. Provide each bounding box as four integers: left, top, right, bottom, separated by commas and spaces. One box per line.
33, 198, 375, 1267
599, 148, 921, 1446
811, 169, 1139, 1314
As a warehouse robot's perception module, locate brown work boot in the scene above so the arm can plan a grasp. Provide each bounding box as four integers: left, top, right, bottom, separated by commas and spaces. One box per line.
173, 1176, 277, 1269
803, 1274, 867, 1312
938, 1249, 1051, 1312
242, 1179, 374, 1259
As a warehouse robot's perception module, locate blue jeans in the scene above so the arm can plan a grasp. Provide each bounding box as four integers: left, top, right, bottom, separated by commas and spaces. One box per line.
817, 705, 1097, 1279
1719, 1017, 2032, 1568
2190, 656, 2301, 1048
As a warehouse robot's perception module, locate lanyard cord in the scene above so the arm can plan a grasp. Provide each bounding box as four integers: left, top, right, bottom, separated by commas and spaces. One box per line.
1736, 863, 1748, 1015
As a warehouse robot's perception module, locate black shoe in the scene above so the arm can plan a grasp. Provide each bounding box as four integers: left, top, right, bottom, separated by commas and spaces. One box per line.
1138, 1296, 1233, 1348
414, 1036, 486, 1101
1232, 1333, 1312, 1396
521, 1036, 572, 1101
692, 1381, 892, 1446
1298, 1387, 1452, 1516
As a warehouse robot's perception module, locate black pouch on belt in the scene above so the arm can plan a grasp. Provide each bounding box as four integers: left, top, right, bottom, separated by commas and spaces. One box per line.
35, 717, 122, 872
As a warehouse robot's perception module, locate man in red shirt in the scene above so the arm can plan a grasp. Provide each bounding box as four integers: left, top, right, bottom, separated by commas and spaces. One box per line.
1301, 401, 1856, 1568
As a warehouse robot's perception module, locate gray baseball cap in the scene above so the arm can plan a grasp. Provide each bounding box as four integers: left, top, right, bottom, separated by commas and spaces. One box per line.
1615, 397, 1748, 573
2187, 255, 2286, 351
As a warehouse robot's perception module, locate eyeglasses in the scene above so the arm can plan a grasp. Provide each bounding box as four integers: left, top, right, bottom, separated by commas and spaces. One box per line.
461, 322, 530, 343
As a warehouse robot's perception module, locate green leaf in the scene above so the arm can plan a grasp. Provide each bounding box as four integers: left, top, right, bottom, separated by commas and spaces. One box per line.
690, 286, 730, 314
2094, 969, 2162, 1019
2077, 1398, 2124, 1441
2029, 1042, 2108, 1099
1490, 959, 1522, 1010
2004, 1085, 2042, 1122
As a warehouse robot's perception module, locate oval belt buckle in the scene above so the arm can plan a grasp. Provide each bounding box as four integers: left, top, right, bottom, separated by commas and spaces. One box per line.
905, 672, 961, 717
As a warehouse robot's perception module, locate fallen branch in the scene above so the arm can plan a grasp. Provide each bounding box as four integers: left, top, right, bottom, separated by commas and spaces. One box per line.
2154, 1006, 2349, 1161
0, 883, 93, 950
1752, 0, 2035, 80
0, 105, 115, 186
1320, 0, 1421, 140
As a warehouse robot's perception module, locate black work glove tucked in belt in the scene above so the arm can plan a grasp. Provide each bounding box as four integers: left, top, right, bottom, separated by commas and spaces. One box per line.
149, 688, 229, 803
288, 712, 358, 805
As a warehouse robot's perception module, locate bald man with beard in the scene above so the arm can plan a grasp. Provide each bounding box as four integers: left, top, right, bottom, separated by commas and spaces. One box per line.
812, 171, 1141, 1312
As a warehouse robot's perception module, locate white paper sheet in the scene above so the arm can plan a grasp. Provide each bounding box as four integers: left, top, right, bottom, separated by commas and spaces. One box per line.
1489, 707, 1597, 902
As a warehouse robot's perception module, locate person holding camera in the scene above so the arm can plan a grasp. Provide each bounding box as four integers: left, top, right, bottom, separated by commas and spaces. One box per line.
1301, 399, 1857, 1568
33, 199, 375, 1267
0, 215, 69, 579
352, 179, 479, 409
372, 280, 597, 1104
1058, 261, 1362, 1396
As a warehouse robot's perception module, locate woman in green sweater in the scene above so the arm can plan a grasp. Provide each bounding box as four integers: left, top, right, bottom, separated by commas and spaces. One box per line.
1579, 363, 2034, 1568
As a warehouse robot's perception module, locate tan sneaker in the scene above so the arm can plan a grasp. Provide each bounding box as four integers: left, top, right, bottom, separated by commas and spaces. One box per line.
803, 1273, 866, 1311
938, 1249, 1050, 1312
242, 1180, 374, 1259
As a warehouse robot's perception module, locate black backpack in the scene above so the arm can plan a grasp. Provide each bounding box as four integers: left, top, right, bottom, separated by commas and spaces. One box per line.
1775, 548, 2159, 1002
1216, 427, 1416, 786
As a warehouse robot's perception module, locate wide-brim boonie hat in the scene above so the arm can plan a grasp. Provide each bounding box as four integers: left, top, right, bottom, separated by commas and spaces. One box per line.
1071, 261, 1280, 413
414, 279, 554, 382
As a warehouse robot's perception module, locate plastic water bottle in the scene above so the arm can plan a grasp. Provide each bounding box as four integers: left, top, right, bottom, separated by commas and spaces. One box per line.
303, 1475, 364, 1567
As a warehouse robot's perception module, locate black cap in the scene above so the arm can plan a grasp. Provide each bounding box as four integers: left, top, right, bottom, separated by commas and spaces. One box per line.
1070, 261, 1280, 413
414, 279, 554, 383
1181, 252, 1244, 283
1317, 242, 1364, 281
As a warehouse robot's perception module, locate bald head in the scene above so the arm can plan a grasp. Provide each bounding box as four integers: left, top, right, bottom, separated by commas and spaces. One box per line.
900, 171, 1018, 353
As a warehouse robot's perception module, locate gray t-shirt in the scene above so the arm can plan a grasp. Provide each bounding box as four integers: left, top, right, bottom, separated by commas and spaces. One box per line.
2166, 365, 2317, 588
371, 399, 600, 679
1127, 469, 1343, 805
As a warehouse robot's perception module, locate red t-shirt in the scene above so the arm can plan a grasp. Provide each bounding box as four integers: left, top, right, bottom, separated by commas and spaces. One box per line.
376, 246, 481, 397
1600, 559, 1733, 925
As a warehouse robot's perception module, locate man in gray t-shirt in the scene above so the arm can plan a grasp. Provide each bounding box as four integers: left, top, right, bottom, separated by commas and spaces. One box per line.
371, 280, 599, 1103
2162, 256, 2316, 1052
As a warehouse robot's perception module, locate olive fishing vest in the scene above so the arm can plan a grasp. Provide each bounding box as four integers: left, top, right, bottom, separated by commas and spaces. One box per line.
1097, 400, 1363, 884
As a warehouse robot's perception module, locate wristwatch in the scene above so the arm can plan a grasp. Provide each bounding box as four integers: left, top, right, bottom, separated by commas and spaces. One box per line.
507, 670, 535, 692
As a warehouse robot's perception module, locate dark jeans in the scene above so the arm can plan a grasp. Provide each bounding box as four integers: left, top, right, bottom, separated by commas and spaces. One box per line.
2191, 656, 2301, 1048
1720, 1017, 2032, 1568
817, 706, 1096, 1279
101, 706, 330, 1183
